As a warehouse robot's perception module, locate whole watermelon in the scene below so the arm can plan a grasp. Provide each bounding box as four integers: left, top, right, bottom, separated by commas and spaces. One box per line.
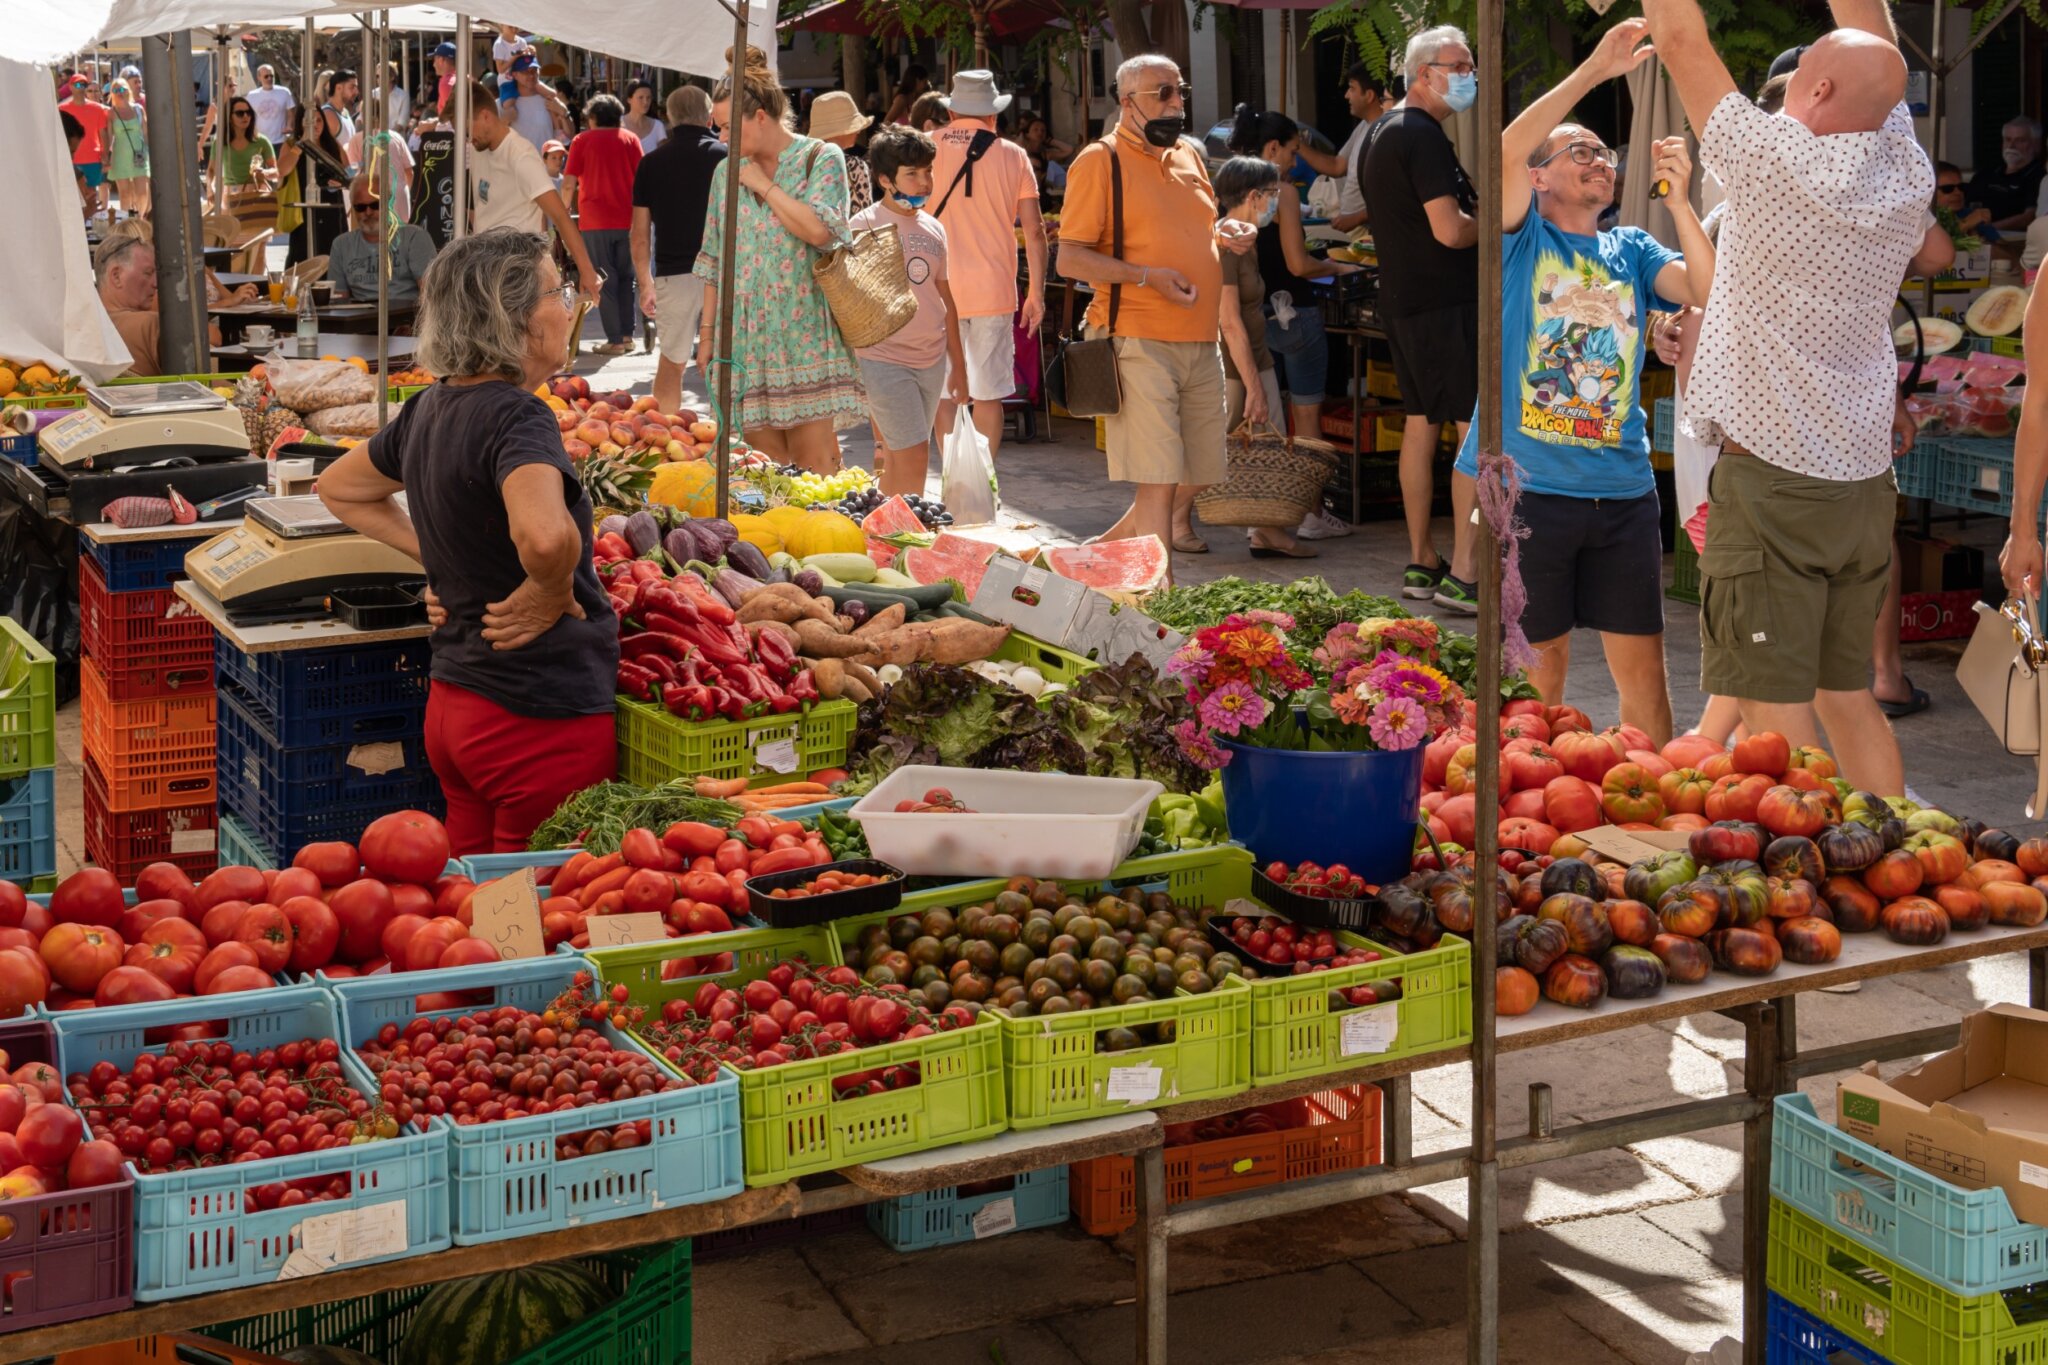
396, 1262, 613, 1365
280, 1349, 385, 1365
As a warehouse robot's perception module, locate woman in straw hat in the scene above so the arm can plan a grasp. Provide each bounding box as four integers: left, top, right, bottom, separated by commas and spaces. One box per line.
808, 90, 873, 213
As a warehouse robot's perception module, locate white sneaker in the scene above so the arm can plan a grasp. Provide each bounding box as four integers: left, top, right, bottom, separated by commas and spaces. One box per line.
1296, 507, 1352, 540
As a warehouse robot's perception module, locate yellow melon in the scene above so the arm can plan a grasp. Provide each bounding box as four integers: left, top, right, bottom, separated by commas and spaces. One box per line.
648, 458, 719, 517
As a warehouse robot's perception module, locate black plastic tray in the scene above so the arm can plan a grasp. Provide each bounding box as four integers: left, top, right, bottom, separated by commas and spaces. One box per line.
1204, 914, 1307, 977
1251, 867, 1373, 933
746, 858, 905, 928
328, 583, 427, 629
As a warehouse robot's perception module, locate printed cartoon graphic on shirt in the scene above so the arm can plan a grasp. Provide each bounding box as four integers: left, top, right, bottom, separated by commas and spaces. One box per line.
1520, 251, 1638, 448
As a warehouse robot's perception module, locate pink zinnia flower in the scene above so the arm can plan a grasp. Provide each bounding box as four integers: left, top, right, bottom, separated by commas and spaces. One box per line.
1369, 696, 1428, 750
1175, 719, 1228, 769
1199, 680, 1268, 736
1166, 644, 1215, 683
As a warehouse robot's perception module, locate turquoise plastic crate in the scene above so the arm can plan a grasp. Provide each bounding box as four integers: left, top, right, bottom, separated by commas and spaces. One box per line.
1896, 441, 1940, 500
324, 954, 745, 1244
1652, 395, 1675, 455
867, 1165, 1068, 1251
1772, 1092, 2048, 1296
215, 810, 278, 870
0, 767, 56, 885
1932, 437, 2016, 515
48, 985, 450, 1301
1766, 1291, 1890, 1365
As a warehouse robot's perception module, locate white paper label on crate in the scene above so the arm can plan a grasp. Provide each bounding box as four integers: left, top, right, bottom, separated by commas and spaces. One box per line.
169, 827, 215, 855
347, 741, 407, 777
755, 735, 799, 774
1105, 1064, 1162, 1104
2021, 1160, 2048, 1190
277, 1248, 331, 1280
1339, 1003, 1400, 1057
971, 1197, 1018, 1239
296, 1199, 409, 1270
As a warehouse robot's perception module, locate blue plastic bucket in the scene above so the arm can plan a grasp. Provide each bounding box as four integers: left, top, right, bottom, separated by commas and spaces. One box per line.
1216, 738, 1422, 883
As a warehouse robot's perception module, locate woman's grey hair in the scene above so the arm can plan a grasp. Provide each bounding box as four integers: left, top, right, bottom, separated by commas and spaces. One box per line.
1213, 156, 1280, 214
1114, 54, 1180, 99
1404, 25, 1470, 83
414, 228, 553, 382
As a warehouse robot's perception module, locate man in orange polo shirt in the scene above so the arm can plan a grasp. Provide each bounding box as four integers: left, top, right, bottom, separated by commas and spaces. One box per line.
1057, 55, 1258, 579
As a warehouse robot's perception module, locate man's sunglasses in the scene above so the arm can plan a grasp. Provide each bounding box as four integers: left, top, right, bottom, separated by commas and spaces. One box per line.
1536, 142, 1619, 169
1127, 83, 1191, 105
1937, 182, 1964, 193
351, 201, 378, 211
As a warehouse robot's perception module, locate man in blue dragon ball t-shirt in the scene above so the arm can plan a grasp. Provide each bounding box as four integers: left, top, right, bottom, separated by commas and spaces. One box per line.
1456, 17, 1715, 747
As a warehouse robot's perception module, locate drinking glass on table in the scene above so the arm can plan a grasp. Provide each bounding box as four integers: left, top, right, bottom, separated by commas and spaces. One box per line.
267, 270, 285, 305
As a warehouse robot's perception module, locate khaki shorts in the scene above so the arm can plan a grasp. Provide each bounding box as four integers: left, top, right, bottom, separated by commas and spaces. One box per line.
1094, 332, 1229, 487
946, 314, 1015, 400
652, 274, 706, 365
1699, 453, 1896, 703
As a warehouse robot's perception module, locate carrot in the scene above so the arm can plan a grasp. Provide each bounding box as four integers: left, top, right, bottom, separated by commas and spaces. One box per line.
732, 795, 832, 811
747, 781, 830, 795
694, 776, 750, 799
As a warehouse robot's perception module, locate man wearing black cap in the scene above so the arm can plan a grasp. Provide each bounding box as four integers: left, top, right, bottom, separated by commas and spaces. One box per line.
1645, 0, 1933, 794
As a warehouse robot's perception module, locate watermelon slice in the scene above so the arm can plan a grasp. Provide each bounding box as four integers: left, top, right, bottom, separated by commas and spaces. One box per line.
1043, 536, 1169, 601
903, 545, 997, 599
928, 532, 1001, 564
860, 495, 927, 568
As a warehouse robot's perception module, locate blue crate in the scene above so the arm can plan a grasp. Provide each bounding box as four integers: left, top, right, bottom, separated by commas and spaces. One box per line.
1772, 1092, 2048, 1296
1896, 442, 1940, 500
1765, 1290, 1891, 1365
0, 432, 35, 466
867, 1165, 1068, 1252
217, 690, 434, 798
83, 536, 198, 592
213, 636, 430, 747
324, 954, 745, 1245
216, 700, 443, 857
216, 810, 277, 870
49, 985, 450, 1301
1652, 396, 1675, 455
1932, 437, 2016, 516
0, 768, 56, 885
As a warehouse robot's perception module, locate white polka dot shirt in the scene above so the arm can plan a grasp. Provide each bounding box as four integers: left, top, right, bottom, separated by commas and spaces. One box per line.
1683, 93, 1934, 481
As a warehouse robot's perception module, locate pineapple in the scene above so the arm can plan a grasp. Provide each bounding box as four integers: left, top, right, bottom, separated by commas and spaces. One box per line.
573, 446, 658, 507
230, 374, 299, 456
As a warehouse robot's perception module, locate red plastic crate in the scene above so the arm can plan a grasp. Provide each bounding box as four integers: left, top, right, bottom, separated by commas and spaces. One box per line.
0, 1017, 135, 1336
77, 558, 215, 702
77, 658, 215, 812
1899, 588, 1984, 643
1071, 1084, 1381, 1236
82, 757, 217, 883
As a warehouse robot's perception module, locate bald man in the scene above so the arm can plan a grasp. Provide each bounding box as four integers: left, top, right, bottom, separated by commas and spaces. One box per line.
1643, 0, 1932, 797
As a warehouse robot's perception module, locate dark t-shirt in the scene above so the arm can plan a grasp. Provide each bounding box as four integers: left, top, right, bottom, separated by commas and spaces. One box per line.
1358, 108, 1478, 317
632, 124, 728, 277
1966, 157, 2044, 224
366, 381, 615, 718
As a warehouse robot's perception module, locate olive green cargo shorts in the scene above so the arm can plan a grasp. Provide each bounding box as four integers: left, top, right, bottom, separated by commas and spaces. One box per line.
1698, 453, 1896, 704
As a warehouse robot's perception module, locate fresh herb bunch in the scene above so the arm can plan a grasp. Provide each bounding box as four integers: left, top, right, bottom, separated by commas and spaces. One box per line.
528, 781, 744, 854
1145, 577, 1404, 650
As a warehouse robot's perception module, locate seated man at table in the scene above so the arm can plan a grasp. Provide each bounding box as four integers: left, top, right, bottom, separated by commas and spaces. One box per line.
95, 234, 224, 377
327, 190, 438, 305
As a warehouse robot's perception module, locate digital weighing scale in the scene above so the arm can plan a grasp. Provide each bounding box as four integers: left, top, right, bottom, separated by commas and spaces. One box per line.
37, 382, 251, 471
184, 493, 424, 623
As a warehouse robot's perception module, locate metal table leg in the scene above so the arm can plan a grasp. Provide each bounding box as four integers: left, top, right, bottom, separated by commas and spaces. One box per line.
2032, 946, 2046, 1009
1383, 1072, 1412, 1167
1135, 1143, 1168, 1365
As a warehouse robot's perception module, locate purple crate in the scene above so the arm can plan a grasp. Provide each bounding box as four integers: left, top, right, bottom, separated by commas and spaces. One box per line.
0, 1017, 135, 1334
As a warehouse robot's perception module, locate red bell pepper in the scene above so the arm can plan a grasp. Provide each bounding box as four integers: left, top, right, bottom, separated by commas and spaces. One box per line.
665, 684, 716, 721
616, 661, 661, 701
620, 632, 689, 661
596, 532, 633, 560
788, 670, 819, 703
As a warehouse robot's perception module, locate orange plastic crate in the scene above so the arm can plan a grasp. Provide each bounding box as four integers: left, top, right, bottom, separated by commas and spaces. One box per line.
56, 1334, 288, 1365
82, 757, 217, 883
77, 656, 216, 812
1070, 1084, 1382, 1236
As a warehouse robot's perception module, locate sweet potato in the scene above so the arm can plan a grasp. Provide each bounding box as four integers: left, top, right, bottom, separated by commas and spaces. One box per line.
853, 602, 906, 639
808, 657, 846, 700
794, 618, 879, 658
842, 660, 883, 696
840, 675, 874, 704
865, 619, 1010, 666
738, 594, 807, 625
746, 583, 836, 623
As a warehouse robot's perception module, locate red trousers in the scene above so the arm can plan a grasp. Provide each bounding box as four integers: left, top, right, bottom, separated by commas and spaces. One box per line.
424, 680, 616, 856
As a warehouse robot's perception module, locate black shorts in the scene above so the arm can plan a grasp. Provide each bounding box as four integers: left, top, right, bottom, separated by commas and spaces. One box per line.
1519, 489, 1665, 642
1382, 302, 1478, 425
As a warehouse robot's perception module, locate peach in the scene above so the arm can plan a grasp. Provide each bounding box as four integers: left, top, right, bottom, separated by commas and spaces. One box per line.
562, 438, 591, 459
665, 440, 689, 459
609, 422, 637, 447
574, 418, 610, 446
631, 396, 656, 413
690, 420, 717, 442
597, 441, 622, 457
586, 401, 613, 421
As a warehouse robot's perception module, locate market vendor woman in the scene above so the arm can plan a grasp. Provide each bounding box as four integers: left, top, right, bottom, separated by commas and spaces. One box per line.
318, 228, 617, 855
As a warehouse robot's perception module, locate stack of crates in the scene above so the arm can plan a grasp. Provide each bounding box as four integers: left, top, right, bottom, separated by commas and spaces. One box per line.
1765, 1091, 2048, 1364
213, 636, 442, 868
76, 540, 219, 884
0, 618, 56, 894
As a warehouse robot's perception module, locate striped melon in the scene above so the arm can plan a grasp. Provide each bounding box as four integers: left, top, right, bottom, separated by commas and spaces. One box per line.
280, 1349, 386, 1365
395, 1262, 613, 1365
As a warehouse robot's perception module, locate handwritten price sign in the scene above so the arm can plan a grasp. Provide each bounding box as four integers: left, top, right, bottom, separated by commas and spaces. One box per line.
467, 868, 545, 960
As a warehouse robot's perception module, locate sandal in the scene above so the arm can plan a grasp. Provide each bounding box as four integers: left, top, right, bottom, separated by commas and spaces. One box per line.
1172, 535, 1209, 554
1876, 678, 1931, 719
1249, 534, 1317, 559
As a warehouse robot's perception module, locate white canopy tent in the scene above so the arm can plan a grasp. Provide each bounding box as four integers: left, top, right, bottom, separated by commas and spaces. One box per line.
0, 0, 774, 386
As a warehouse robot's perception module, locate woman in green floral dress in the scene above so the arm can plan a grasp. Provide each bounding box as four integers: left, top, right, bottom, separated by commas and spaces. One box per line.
696, 46, 867, 474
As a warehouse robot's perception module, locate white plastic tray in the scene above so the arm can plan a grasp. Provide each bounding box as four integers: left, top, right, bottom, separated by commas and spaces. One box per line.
849, 765, 1162, 880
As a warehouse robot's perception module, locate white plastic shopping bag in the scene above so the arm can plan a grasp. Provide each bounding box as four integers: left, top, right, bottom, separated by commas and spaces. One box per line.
1671, 387, 1718, 553
941, 406, 999, 527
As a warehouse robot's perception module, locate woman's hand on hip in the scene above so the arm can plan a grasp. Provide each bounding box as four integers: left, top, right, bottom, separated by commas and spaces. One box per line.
482, 577, 584, 650
422, 584, 448, 629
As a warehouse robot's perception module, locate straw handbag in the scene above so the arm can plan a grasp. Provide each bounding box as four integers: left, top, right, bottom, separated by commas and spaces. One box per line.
1194, 422, 1337, 529
814, 223, 917, 350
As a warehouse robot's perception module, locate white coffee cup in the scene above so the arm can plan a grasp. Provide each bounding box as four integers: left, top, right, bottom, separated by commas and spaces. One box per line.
244, 324, 274, 348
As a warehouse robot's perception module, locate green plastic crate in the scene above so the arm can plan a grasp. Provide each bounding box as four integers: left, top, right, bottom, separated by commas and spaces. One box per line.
1669, 536, 1700, 606
989, 631, 1098, 684
1767, 1198, 2048, 1365
24, 874, 53, 895
0, 617, 56, 780
204, 1239, 691, 1364
1241, 929, 1471, 1084
616, 697, 857, 788
589, 925, 1009, 1187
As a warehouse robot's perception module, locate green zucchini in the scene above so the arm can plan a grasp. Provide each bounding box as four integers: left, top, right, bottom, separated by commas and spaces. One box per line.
939, 600, 998, 624
823, 584, 919, 614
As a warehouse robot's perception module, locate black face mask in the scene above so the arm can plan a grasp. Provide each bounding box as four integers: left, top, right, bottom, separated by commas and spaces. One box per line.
1125, 100, 1184, 149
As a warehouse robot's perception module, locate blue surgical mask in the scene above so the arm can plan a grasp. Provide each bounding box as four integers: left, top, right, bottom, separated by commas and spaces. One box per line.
894, 192, 927, 209
1255, 197, 1277, 227
1442, 71, 1477, 113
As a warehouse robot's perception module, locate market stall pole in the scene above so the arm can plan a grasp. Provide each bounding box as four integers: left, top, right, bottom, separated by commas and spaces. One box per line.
139, 31, 207, 375
712, 0, 749, 520
375, 8, 391, 427
453, 14, 470, 242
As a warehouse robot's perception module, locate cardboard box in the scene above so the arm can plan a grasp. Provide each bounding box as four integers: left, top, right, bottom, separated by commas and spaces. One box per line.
1574, 825, 1692, 867
1898, 534, 1985, 594
1836, 1003, 2048, 1226
969, 555, 1185, 669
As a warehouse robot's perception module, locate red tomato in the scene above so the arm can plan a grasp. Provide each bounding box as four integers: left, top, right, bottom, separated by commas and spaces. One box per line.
0, 883, 23, 929
199, 899, 251, 947
194, 942, 260, 994
330, 880, 397, 964
95, 964, 177, 1007
195, 866, 267, 912
620, 828, 665, 870
1552, 731, 1624, 785
379, 913, 432, 965
125, 937, 203, 993
1757, 785, 1832, 839
1542, 775, 1605, 835
132, 863, 197, 913
202, 965, 274, 995
621, 869, 675, 916
437, 937, 500, 969
66, 1139, 124, 1190
48, 869, 124, 928
268, 867, 323, 904
281, 896, 340, 974
233, 904, 293, 974
400, 920, 466, 973
0, 950, 48, 1016
141, 917, 207, 954
432, 876, 477, 917
0, 1087, 24, 1135
1705, 773, 1774, 824
11, 1061, 57, 1101
117, 899, 189, 945
388, 883, 436, 920
292, 842, 361, 888
1732, 731, 1793, 778
1503, 738, 1564, 794
359, 811, 453, 885
1661, 733, 1726, 770
0, 930, 33, 955
16, 1104, 81, 1169
40, 923, 124, 994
